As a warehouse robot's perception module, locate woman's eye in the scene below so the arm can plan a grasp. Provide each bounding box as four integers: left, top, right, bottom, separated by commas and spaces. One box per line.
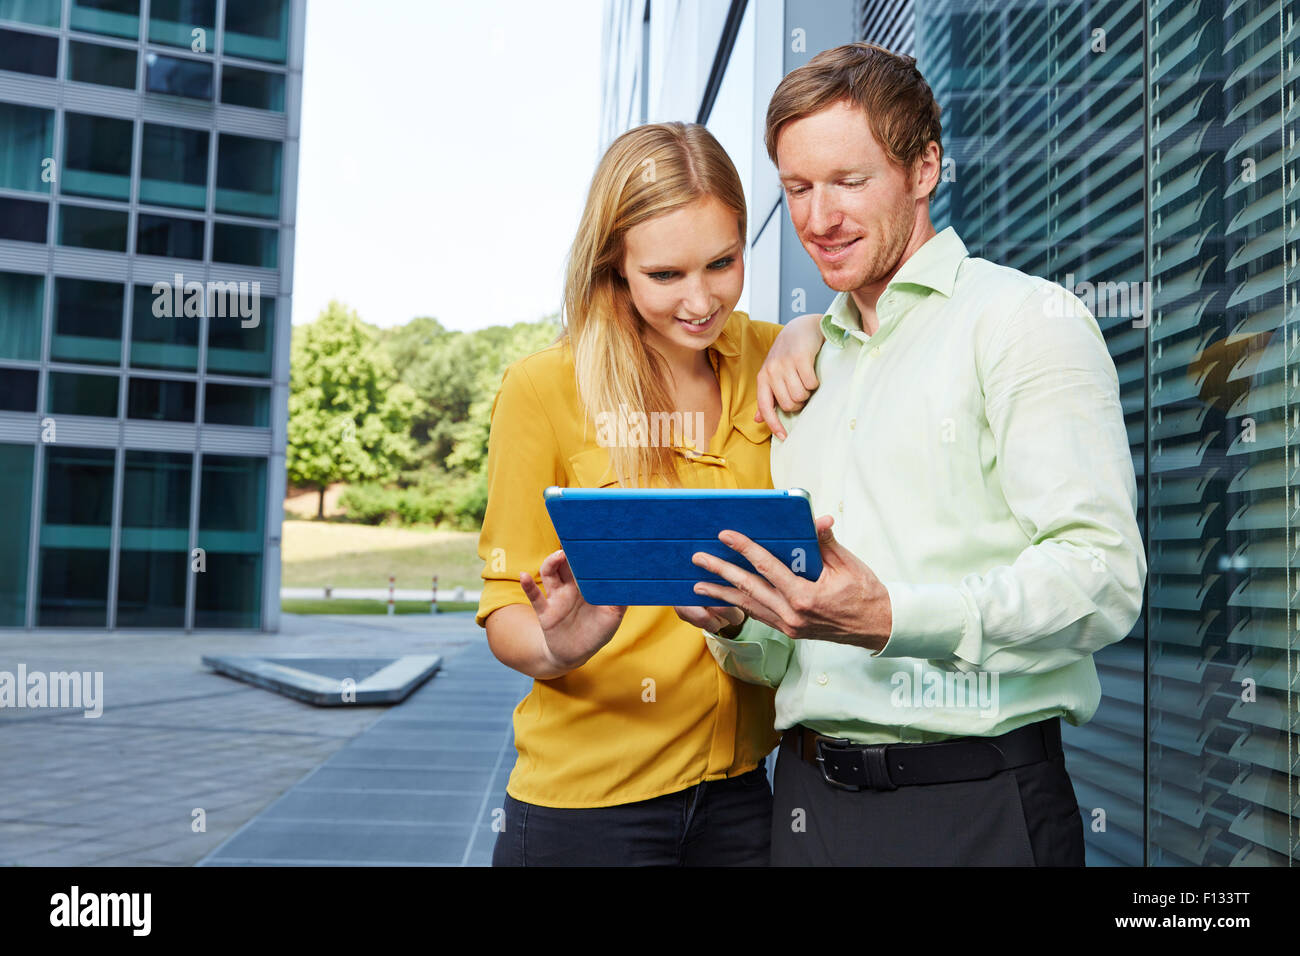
648, 271, 676, 282
707, 257, 735, 270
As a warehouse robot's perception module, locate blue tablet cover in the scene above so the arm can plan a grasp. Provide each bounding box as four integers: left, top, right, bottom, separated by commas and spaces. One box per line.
543, 487, 822, 607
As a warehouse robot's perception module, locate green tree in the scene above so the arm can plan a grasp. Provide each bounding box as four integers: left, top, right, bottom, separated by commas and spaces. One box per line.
287, 301, 417, 517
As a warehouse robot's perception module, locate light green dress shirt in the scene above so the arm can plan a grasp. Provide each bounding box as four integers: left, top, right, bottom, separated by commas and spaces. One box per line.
705, 226, 1147, 744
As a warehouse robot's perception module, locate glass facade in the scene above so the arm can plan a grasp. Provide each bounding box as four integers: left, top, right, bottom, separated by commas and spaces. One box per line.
0, 269, 43, 361
38, 446, 115, 627
0, 0, 301, 631
0, 25, 57, 76
117, 450, 192, 628
215, 133, 282, 218
600, 0, 1297, 867
136, 212, 205, 259
194, 454, 265, 628
144, 50, 213, 100
221, 65, 285, 112
67, 39, 138, 89
129, 281, 199, 370
148, 0, 215, 49
0, 101, 53, 194
140, 122, 209, 209
69, 0, 140, 40
223, 0, 288, 63
62, 111, 133, 200
52, 277, 123, 365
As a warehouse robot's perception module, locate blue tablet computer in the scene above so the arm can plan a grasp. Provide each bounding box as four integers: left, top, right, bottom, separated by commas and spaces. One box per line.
543, 487, 822, 607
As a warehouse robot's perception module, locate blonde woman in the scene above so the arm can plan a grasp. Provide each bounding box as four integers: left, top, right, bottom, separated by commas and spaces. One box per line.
476, 122, 825, 866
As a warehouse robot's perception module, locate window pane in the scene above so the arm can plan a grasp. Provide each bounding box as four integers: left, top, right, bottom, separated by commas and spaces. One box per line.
47, 371, 118, 416
117, 449, 192, 627
148, 0, 214, 48
206, 294, 272, 376
0, 26, 57, 76
144, 51, 212, 100
0, 0, 60, 27
139, 122, 208, 209
220, 64, 284, 112
0, 269, 43, 361
212, 222, 276, 267
67, 39, 136, 88
0, 367, 37, 411
0, 443, 34, 625
52, 277, 123, 364
203, 382, 267, 426
0, 196, 48, 241
194, 454, 264, 627
126, 375, 194, 421
136, 212, 203, 259
38, 446, 115, 627
58, 202, 128, 252
215, 133, 280, 218
129, 281, 198, 370
223, 0, 287, 63
62, 112, 132, 200
69, 0, 139, 39
0, 101, 53, 194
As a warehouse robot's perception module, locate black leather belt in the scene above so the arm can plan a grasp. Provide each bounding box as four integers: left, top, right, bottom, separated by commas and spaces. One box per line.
788, 718, 1062, 792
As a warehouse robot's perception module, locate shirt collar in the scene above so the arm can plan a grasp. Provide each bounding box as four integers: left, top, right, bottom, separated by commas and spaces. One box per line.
820, 226, 969, 347
708, 310, 741, 357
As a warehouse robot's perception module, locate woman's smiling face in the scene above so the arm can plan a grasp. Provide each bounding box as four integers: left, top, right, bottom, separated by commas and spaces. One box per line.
620, 195, 745, 368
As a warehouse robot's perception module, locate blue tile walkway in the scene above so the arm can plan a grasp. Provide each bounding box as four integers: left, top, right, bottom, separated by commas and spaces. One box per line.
198, 637, 530, 866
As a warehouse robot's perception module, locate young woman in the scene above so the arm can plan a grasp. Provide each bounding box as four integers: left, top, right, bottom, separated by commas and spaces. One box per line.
476, 121, 824, 866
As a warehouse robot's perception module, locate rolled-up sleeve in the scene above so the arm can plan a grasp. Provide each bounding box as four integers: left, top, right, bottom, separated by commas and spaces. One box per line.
475, 362, 563, 629
703, 618, 794, 688
873, 281, 1147, 674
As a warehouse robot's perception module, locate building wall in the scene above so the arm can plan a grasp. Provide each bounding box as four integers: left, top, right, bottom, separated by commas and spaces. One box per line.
0, 0, 304, 631
600, 0, 858, 326
601, 0, 1299, 866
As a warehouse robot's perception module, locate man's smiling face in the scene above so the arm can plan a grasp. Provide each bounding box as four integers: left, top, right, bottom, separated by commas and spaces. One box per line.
776, 99, 922, 295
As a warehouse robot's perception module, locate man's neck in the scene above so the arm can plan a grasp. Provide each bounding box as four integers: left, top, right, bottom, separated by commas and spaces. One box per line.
850, 217, 939, 337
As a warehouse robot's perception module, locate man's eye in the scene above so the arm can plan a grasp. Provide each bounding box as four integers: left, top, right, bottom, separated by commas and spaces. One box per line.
841, 179, 866, 188
785, 185, 810, 196
707, 257, 735, 270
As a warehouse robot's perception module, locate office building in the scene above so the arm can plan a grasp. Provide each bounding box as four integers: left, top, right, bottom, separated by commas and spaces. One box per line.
0, 0, 305, 631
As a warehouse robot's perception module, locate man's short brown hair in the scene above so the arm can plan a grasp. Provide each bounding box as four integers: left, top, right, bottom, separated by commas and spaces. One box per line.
765, 42, 943, 195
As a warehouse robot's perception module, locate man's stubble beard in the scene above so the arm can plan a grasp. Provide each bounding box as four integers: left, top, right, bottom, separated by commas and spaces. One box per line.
820, 193, 917, 294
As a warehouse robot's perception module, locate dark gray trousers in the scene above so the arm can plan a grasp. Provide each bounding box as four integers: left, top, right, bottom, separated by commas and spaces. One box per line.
770, 721, 1086, 866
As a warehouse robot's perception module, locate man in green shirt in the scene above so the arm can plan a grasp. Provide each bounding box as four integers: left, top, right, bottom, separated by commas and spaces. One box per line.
676, 43, 1146, 865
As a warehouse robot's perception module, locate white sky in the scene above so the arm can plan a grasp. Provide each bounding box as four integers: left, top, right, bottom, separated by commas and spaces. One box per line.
292, 0, 605, 331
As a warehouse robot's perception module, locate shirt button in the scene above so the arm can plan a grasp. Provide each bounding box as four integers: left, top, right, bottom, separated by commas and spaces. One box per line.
849, 418, 857, 430
837, 501, 844, 513
816, 673, 829, 686
871, 345, 881, 356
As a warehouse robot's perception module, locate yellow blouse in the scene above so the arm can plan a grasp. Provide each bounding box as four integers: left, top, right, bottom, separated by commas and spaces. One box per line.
475, 310, 784, 808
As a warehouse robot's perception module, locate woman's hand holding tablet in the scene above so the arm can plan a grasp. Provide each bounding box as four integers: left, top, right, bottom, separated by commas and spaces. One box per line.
519, 549, 628, 674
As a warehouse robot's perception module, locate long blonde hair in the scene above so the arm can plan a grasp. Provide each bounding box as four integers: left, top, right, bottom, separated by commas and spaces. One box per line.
562, 122, 747, 486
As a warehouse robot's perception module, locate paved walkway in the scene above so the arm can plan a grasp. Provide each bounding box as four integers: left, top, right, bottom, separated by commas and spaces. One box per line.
0, 611, 521, 867
199, 638, 528, 866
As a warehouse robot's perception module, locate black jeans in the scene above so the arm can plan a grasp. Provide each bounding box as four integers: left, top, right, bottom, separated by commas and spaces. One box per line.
770, 721, 1086, 866
491, 766, 773, 866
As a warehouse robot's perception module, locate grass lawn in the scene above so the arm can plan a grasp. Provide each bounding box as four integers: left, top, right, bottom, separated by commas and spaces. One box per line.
281, 598, 480, 615
280, 519, 483, 592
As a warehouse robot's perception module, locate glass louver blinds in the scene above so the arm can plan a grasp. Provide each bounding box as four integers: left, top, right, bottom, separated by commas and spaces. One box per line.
899, 0, 1298, 865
